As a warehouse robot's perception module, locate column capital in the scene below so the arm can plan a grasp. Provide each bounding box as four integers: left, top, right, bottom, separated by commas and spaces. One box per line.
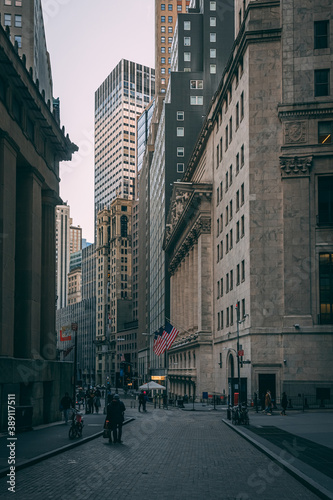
42, 189, 61, 207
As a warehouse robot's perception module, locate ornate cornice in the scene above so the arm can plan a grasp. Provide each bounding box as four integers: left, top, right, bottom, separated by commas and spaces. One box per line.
168, 214, 211, 275
280, 155, 313, 177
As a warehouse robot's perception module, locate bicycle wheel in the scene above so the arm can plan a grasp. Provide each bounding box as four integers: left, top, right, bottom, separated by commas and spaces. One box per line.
77, 423, 82, 437
69, 426, 77, 439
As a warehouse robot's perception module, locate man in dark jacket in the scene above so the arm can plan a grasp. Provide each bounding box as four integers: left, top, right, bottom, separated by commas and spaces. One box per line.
107, 394, 126, 443
60, 392, 73, 424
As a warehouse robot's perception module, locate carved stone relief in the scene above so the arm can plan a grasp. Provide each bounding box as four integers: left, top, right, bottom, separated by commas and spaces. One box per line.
284, 121, 307, 144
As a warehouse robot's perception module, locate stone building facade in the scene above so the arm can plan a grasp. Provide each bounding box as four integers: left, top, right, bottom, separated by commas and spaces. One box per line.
0, 22, 76, 428
164, 0, 333, 405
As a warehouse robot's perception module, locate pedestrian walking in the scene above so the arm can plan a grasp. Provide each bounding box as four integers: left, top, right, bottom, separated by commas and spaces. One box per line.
138, 390, 145, 412
60, 392, 73, 424
107, 394, 126, 443
87, 388, 95, 414
263, 390, 272, 415
94, 388, 101, 413
280, 391, 288, 415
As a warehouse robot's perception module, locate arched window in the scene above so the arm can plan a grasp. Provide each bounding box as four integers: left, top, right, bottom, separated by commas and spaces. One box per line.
121, 215, 128, 237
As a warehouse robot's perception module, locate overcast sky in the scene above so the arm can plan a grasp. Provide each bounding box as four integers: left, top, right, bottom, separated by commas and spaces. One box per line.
41, 0, 155, 241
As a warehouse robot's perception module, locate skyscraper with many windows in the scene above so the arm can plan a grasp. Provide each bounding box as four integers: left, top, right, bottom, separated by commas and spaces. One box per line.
94, 59, 155, 232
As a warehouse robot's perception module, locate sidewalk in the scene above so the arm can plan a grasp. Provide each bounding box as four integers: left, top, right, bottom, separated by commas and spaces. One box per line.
0, 409, 134, 478
223, 409, 333, 499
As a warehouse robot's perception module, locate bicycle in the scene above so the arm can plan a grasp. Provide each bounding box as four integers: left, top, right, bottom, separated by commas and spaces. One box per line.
231, 403, 250, 426
68, 408, 84, 439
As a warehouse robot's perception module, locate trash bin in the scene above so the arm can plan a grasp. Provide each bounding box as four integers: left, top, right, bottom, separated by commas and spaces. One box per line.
16, 406, 33, 431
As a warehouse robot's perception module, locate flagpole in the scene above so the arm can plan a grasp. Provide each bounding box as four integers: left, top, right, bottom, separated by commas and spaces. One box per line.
165, 345, 168, 410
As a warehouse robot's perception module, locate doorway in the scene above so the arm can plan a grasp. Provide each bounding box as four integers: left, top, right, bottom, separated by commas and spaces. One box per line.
258, 374, 276, 409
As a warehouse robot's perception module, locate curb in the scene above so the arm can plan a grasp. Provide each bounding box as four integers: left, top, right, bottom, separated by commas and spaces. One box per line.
0, 418, 135, 479
222, 419, 333, 500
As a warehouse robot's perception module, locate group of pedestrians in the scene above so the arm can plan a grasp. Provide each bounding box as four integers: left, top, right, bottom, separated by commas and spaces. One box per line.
86, 387, 102, 414
262, 389, 288, 415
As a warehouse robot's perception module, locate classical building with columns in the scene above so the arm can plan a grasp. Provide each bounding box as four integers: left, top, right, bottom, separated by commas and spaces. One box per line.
0, 22, 77, 428
164, 0, 333, 406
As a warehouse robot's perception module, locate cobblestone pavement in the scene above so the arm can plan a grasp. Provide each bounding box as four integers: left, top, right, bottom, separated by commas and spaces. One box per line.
0, 409, 321, 500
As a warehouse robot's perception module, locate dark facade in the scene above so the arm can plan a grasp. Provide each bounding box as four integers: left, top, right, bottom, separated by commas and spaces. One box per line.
0, 22, 76, 428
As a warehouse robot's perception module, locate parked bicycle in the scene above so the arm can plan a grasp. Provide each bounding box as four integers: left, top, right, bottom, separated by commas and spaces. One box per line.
69, 408, 84, 439
231, 403, 250, 426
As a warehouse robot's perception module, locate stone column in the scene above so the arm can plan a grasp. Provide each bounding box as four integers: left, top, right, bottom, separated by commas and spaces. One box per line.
193, 243, 198, 331
0, 134, 17, 356
280, 156, 312, 319
197, 232, 212, 332
40, 190, 58, 360
14, 168, 44, 359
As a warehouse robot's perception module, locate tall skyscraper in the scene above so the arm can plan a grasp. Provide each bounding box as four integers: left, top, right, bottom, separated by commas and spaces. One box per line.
94, 59, 155, 231
148, 0, 234, 379
155, 0, 191, 98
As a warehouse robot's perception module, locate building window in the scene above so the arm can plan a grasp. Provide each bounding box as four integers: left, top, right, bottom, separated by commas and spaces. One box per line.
314, 20, 329, 49
225, 125, 228, 150
190, 96, 203, 105
177, 147, 184, 157
236, 153, 240, 174
4, 14, 11, 26
168, 16, 173, 22
177, 163, 184, 173
14, 14, 22, 27
177, 127, 184, 136
168, 3, 173, 10
319, 253, 333, 324
318, 121, 332, 144
210, 48, 216, 58
230, 305, 234, 325
177, 111, 184, 120
241, 215, 245, 237
161, 26, 166, 32
226, 307, 229, 327
318, 176, 333, 225
210, 1, 217, 10
168, 26, 173, 33
236, 102, 239, 128
161, 36, 166, 43
168, 37, 173, 44
161, 57, 166, 64
237, 264, 240, 285
161, 78, 166, 84
241, 183, 245, 205
5, 0, 12, 4
161, 46, 166, 53
241, 144, 244, 166
241, 92, 244, 119
190, 80, 203, 89
161, 3, 165, 9
184, 36, 191, 46
230, 270, 233, 290
161, 68, 166, 74
236, 190, 240, 211
210, 17, 216, 27
184, 20, 191, 30
161, 16, 166, 22
184, 52, 191, 61
121, 216, 128, 237
14, 34, 21, 48
210, 64, 216, 74
177, 5, 182, 11
241, 260, 245, 281
229, 117, 232, 142
314, 69, 330, 97
229, 165, 233, 186
210, 32, 216, 43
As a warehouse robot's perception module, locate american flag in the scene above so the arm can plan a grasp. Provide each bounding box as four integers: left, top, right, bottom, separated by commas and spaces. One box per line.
154, 327, 167, 356
164, 321, 180, 350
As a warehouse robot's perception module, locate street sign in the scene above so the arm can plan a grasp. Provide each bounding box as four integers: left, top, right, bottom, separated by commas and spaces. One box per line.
238, 350, 244, 357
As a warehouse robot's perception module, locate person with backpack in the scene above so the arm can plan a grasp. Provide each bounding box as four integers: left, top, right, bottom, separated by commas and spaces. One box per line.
107, 394, 126, 443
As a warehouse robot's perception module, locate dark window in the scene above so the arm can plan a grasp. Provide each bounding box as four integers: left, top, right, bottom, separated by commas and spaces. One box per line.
314, 69, 330, 97
318, 121, 332, 144
314, 20, 329, 49
121, 215, 128, 237
319, 253, 333, 324
318, 176, 333, 225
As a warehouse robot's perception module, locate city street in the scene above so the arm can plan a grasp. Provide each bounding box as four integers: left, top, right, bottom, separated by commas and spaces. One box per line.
0, 407, 323, 500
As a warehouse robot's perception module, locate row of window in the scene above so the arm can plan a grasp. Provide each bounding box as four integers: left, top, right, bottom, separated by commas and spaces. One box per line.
216, 146, 245, 204
217, 299, 246, 331
3, 12, 21, 26
217, 215, 245, 262
4, 0, 22, 5
217, 261, 246, 299
217, 185, 245, 234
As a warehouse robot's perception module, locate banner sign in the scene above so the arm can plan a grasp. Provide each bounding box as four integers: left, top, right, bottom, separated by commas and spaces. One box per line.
60, 325, 72, 341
